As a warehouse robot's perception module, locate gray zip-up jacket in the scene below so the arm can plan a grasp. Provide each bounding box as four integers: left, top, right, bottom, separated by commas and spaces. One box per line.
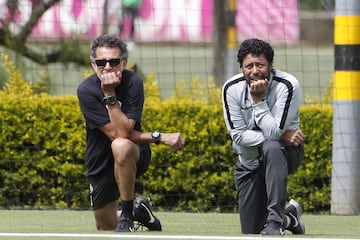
222, 68, 301, 170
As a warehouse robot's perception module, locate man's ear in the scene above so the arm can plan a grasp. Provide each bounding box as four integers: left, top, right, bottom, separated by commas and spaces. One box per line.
123, 59, 128, 66
122, 59, 128, 69
91, 61, 97, 71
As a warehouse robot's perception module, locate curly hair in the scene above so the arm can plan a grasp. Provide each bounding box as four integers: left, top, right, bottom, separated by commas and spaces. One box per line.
90, 34, 128, 61
237, 38, 274, 67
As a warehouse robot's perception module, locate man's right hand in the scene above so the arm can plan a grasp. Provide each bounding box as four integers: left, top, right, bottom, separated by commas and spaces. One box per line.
100, 71, 121, 96
249, 78, 269, 103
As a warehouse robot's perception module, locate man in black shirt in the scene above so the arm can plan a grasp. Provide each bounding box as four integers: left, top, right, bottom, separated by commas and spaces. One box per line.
77, 34, 185, 232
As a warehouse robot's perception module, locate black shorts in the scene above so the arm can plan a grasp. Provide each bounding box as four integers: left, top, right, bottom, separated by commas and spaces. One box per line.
88, 143, 151, 210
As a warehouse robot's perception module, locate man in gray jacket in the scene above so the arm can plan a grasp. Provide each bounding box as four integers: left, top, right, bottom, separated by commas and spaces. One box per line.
222, 38, 305, 235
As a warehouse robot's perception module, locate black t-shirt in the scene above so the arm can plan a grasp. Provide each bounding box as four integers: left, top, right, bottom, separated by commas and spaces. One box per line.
77, 70, 144, 178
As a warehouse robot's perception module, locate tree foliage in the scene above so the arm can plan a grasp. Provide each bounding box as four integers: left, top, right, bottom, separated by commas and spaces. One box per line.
0, 0, 89, 66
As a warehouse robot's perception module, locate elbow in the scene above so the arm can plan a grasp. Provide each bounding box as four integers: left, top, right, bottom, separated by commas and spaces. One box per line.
231, 131, 244, 146
107, 129, 130, 141
113, 131, 131, 140
101, 122, 133, 141
122, 131, 132, 140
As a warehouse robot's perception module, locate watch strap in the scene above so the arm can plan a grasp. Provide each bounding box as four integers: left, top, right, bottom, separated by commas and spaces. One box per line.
103, 95, 117, 105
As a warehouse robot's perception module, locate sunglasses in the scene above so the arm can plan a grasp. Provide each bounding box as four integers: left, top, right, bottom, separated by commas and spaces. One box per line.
94, 58, 125, 68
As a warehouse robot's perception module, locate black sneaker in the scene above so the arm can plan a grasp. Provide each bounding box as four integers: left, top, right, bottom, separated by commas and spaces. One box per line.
285, 199, 305, 234
114, 215, 135, 232
133, 196, 162, 231
260, 221, 285, 235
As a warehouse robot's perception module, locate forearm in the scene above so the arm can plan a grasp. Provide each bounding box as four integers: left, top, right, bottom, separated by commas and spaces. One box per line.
252, 101, 284, 139
129, 130, 153, 144
104, 108, 160, 144
231, 129, 265, 147
106, 102, 134, 138
129, 130, 185, 152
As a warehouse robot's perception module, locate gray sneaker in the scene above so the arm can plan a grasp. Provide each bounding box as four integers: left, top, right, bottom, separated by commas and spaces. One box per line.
285, 199, 305, 234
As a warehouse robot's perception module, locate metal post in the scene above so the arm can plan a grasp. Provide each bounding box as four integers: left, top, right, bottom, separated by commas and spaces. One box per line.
225, 0, 238, 79
332, 0, 360, 214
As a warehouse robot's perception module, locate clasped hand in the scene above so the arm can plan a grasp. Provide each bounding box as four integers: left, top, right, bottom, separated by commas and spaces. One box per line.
250, 78, 269, 102
161, 133, 185, 152
100, 71, 121, 95
280, 129, 305, 147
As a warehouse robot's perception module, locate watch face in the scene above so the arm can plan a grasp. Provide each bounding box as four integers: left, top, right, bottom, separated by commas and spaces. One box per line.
152, 131, 160, 144
152, 131, 160, 138
104, 95, 117, 105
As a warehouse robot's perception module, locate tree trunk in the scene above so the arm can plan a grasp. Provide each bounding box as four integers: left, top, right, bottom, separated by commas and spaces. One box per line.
212, 0, 227, 87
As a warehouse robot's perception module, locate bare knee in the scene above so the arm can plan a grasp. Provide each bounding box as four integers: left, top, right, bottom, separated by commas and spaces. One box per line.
96, 222, 116, 231
111, 138, 139, 165
94, 202, 118, 231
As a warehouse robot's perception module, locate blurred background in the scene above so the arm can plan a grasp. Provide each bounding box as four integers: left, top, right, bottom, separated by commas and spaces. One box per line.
0, 0, 335, 101
0, 0, 339, 212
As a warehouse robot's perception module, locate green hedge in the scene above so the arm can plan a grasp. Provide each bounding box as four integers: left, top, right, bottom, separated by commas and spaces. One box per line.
0, 55, 332, 212
0, 94, 88, 208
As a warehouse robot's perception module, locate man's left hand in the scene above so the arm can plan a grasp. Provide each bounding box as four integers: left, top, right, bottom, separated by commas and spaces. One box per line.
280, 129, 305, 147
160, 133, 185, 152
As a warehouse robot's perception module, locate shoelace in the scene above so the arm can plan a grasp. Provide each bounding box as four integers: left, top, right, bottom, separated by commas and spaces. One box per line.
134, 221, 146, 231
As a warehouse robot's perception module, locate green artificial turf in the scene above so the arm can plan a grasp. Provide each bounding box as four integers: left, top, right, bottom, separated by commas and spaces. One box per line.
0, 210, 359, 239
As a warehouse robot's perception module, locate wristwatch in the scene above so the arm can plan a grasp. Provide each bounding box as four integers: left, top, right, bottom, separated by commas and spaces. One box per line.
151, 130, 161, 145
103, 95, 117, 106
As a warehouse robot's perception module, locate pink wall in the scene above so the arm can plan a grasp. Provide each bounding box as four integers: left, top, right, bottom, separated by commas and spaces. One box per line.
0, 0, 299, 44
236, 0, 299, 45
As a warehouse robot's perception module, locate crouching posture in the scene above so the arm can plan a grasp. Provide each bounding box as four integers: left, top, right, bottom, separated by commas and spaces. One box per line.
77, 34, 185, 232
222, 38, 305, 235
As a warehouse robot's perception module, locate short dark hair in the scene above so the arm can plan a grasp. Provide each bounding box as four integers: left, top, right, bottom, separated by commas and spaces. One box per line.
90, 34, 128, 61
237, 38, 274, 67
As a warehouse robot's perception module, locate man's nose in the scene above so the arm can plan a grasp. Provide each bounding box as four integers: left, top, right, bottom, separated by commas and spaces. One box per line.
104, 62, 112, 69
250, 65, 260, 74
